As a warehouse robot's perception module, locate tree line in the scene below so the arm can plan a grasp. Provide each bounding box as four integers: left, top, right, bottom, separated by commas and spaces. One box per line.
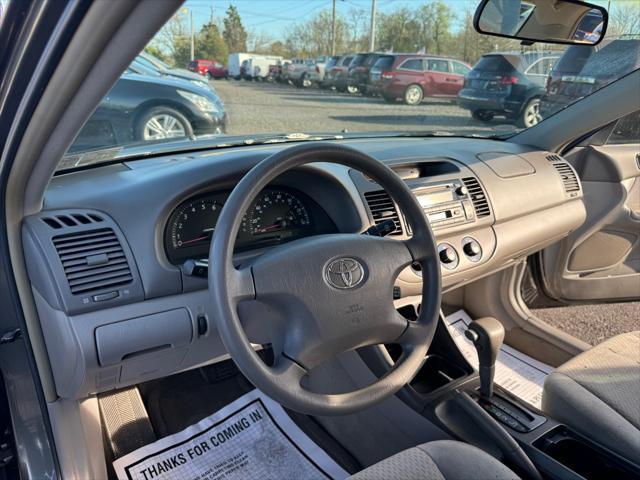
149, 2, 640, 68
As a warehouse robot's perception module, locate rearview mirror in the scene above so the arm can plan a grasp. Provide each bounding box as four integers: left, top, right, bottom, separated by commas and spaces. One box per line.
474, 0, 608, 45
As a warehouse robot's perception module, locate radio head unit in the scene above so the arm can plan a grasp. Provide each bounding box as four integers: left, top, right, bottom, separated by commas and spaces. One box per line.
412, 180, 475, 228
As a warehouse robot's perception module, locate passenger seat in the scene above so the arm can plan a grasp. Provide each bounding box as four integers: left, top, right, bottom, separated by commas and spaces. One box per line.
542, 331, 640, 464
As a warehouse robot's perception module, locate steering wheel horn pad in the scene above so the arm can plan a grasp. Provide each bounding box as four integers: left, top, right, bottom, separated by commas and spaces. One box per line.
209, 143, 441, 415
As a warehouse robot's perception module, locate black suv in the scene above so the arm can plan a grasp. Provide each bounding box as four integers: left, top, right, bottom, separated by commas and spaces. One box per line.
347, 53, 383, 94
458, 51, 559, 128
541, 38, 640, 118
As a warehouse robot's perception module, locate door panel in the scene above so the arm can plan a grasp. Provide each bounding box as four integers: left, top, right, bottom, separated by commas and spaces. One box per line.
540, 139, 640, 302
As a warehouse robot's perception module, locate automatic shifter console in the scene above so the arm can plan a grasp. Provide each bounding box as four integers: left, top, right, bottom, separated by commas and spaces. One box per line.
465, 317, 546, 433
465, 317, 504, 398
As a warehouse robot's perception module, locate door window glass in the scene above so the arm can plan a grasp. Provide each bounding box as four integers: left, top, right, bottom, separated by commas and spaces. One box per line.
399, 59, 423, 71
451, 61, 471, 75
427, 59, 450, 72
526, 57, 557, 75
606, 110, 640, 145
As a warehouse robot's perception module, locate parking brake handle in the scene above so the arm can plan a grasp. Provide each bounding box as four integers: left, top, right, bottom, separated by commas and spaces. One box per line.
465, 317, 505, 398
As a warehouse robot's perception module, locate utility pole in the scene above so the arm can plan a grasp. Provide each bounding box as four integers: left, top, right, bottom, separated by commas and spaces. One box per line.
369, 0, 376, 52
331, 0, 337, 56
190, 9, 195, 61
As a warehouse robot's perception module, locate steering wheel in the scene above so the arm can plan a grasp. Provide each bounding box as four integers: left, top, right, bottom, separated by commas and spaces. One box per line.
209, 143, 441, 416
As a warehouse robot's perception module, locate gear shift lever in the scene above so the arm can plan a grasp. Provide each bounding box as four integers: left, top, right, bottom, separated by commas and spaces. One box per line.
465, 317, 505, 398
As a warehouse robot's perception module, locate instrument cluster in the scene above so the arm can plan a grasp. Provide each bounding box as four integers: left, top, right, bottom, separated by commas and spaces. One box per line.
164, 187, 336, 264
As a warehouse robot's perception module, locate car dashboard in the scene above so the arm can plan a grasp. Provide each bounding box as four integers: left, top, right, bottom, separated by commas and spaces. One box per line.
23, 136, 586, 399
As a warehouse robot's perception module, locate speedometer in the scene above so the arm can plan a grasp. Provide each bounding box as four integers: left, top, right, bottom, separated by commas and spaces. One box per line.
247, 190, 310, 236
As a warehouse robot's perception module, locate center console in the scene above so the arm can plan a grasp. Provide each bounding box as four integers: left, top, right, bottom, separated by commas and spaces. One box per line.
384, 308, 640, 480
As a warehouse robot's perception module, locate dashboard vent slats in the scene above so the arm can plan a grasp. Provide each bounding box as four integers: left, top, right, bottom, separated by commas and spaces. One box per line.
552, 163, 580, 193
546, 154, 563, 162
52, 228, 132, 295
364, 190, 403, 236
461, 177, 491, 218
42, 213, 103, 229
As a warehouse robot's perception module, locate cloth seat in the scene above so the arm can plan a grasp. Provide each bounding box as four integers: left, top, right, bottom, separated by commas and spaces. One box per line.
349, 440, 520, 479
542, 331, 640, 464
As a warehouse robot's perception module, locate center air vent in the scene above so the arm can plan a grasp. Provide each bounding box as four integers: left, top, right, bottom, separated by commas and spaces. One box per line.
552, 162, 580, 193
546, 154, 563, 162
364, 190, 403, 236
52, 228, 133, 295
461, 177, 491, 218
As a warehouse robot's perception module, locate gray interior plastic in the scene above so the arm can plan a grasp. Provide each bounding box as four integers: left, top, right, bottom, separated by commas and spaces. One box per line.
95, 308, 192, 366
25, 136, 587, 399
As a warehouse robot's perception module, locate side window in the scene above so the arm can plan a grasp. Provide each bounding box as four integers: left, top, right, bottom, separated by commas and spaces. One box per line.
526, 57, 557, 75
606, 111, 640, 145
399, 59, 423, 71
451, 61, 470, 75
427, 59, 450, 73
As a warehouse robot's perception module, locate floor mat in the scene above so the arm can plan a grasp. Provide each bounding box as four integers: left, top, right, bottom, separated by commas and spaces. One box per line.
445, 309, 554, 409
138, 359, 361, 476
114, 389, 349, 480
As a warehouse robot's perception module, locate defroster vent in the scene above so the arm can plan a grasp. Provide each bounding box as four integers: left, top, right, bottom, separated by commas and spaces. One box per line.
552, 162, 580, 193
461, 177, 491, 218
364, 190, 403, 235
52, 228, 133, 295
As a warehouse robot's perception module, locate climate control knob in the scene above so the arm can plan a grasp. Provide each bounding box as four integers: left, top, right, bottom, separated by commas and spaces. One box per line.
455, 185, 469, 197
438, 243, 459, 269
462, 237, 482, 262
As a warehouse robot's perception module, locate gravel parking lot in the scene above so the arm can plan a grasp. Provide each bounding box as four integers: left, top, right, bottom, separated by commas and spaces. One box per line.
533, 302, 640, 346
213, 79, 520, 137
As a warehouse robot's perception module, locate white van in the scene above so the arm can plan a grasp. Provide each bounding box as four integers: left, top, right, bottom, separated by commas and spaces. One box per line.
227, 53, 253, 79
244, 55, 283, 80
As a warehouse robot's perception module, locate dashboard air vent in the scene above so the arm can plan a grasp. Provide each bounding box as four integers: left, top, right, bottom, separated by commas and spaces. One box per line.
52, 228, 132, 295
546, 154, 563, 162
461, 177, 491, 218
552, 162, 580, 193
364, 190, 403, 235
42, 213, 104, 229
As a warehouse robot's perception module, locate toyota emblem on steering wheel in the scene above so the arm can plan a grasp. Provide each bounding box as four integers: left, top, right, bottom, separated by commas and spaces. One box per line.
325, 258, 365, 290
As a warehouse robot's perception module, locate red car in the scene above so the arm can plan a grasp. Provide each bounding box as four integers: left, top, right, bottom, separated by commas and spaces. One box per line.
188, 59, 226, 79
368, 54, 471, 105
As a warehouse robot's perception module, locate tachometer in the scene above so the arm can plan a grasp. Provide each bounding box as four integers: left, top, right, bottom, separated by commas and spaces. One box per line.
247, 190, 310, 237
165, 198, 223, 263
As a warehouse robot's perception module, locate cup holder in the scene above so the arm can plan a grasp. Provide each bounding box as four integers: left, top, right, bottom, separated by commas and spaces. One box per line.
410, 354, 469, 394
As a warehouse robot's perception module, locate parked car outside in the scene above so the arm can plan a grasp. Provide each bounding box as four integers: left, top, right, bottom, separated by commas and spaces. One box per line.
269, 59, 291, 83
135, 53, 211, 91
327, 54, 355, 92
69, 70, 227, 153
541, 38, 640, 118
317, 55, 340, 88
138, 52, 209, 85
458, 51, 559, 127
204, 60, 227, 80
368, 53, 471, 105
242, 55, 283, 81
285, 58, 317, 87
347, 52, 383, 94
187, 59, 214, 76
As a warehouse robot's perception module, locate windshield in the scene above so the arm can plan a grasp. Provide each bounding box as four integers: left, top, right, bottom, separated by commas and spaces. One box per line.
60, 0, 640, 170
